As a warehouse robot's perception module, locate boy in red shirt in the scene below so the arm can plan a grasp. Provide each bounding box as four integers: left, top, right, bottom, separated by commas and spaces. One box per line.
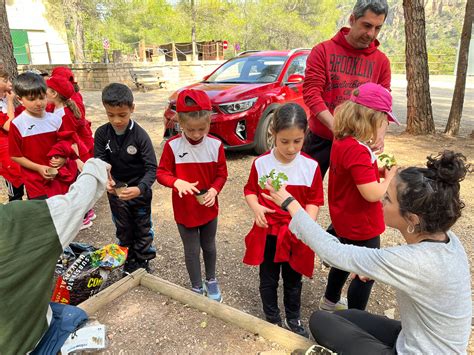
9, 72, 68, 199
157, 89, 228, 302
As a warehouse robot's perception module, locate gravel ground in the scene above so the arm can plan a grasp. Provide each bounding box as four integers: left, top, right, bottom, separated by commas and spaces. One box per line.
1, 85, 472, 353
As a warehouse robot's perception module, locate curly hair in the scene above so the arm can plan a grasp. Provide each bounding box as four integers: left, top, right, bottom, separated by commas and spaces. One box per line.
396, 150, 471, 233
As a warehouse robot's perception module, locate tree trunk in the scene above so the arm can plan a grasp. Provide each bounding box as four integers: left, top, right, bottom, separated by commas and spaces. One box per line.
445, 0, 473, 136
0, 0, 18, 78
403, 0, 435, 135
72, 12, 85, 63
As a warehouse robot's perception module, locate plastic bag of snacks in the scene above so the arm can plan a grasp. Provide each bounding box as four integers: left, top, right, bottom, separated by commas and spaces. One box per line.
52, 244, 128, 305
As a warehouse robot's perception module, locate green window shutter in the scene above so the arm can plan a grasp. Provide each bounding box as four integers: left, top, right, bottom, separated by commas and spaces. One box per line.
10, 29, 30, 65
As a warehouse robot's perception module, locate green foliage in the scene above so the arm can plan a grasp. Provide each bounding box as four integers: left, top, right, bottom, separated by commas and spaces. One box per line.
258, 169, 288, 191
43, 0, 466, 68
377, 153, 397, 169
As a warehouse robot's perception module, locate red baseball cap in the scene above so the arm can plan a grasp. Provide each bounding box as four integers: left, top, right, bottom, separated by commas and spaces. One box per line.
51, 66, 76, 84
349, 83, 400, 125
46, 76, 75, 99
176, 89, 212, 112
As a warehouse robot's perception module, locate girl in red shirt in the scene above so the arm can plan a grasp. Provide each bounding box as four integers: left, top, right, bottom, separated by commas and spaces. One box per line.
243, 103, 324, 337
321, 82, 399, 312
46, 76, 92, 162
157, 89, 228, 302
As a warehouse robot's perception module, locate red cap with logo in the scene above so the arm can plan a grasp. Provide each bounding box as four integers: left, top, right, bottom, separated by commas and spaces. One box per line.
46, 76, 75, 99
176, 89, 212, 112
349, 83, 400, 125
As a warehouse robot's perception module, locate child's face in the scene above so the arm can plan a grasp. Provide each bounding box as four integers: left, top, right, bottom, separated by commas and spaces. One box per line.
180, 118, 210, 143
104, 104, 134, 131
49, 155, 66, 168
273, 127, 305, 164
19, 94, 47, 118
0, 77, 12, 94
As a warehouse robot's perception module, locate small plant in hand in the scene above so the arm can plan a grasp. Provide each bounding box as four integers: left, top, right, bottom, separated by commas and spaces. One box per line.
258, 169, 288, 191
378, 153, 397, 169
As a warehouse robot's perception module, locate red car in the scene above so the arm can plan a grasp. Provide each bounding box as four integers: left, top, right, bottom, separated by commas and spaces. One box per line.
163, 49, 310, 154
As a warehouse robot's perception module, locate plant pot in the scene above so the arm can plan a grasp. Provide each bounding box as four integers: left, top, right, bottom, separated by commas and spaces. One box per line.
195, 189, 208, 205
114, 182, 128, 196
47, 167, 58, 177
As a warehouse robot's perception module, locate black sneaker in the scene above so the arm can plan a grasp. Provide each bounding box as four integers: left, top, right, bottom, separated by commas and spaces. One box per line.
123, 258, 138, 275
136, 259, 151, 273
284, 318, 309, 338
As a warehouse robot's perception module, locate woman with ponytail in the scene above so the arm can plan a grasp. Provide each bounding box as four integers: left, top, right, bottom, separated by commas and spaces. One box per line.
264, 150, 472, 354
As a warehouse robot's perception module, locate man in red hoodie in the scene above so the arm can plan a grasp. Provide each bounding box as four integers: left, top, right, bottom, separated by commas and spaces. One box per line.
303, 0, 391, 178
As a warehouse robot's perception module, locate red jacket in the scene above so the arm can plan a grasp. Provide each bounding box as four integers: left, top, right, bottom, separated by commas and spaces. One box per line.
303, 27, 391, 140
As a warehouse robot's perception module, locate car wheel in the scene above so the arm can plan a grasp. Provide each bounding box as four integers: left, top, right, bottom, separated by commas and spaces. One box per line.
254, 111, 275, 155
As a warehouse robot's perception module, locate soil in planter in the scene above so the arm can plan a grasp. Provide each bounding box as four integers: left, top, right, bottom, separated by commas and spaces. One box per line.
93, 286, 290, 354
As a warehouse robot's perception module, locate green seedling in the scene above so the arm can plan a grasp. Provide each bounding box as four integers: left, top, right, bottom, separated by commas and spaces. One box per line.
378, 153, 397, 169
258, 169, 288, 191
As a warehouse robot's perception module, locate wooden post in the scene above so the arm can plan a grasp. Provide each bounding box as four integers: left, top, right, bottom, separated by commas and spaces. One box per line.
25, 43, 32, 64
78, 269, 146, 315
139, 39, 146, 62
140, 274, 314, 351
45, 42, 52, 64
171, 42, 178, 62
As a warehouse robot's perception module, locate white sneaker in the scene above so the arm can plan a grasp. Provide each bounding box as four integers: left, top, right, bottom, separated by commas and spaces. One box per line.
318, 296, 348, 312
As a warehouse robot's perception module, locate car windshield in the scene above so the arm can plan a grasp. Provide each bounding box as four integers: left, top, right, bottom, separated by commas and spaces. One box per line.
205, 56, 287, 84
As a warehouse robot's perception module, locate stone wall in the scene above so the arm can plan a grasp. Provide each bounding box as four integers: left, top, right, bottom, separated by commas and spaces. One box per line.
18, 61, 224, 91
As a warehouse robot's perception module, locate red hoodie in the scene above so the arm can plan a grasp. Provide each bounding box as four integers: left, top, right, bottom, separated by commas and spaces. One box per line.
303, 27, 391, 140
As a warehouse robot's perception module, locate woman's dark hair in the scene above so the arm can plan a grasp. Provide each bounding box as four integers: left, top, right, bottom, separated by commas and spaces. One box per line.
271, 103, 307, 133
14, 72, 47, 98
396, 150, 470, 233
102, 83, 134, 108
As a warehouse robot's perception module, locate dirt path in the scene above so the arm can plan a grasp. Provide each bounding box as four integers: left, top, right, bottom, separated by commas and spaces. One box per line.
1, 86, 472, 353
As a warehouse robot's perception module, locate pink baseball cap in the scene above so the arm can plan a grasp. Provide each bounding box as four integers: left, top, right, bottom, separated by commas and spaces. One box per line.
349, 83, 400, 125
176, 89, 212, 112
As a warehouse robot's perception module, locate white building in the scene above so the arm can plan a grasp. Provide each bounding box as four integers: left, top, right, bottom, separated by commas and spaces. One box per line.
6, 0, 71, 65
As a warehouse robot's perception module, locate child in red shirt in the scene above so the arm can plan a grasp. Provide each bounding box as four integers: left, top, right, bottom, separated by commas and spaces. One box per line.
46, 140, 79, 197
0, 69, 23, 201
320, 82, 400, 312
157, 89, 227, 302
46, 76, 93, 162
9, 72, 68, 199
243, 103, 324, 337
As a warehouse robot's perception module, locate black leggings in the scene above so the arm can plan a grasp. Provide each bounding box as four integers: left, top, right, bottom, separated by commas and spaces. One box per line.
310, 309, 401, 354
177, 218, 218, 288
324, 236, 380, 310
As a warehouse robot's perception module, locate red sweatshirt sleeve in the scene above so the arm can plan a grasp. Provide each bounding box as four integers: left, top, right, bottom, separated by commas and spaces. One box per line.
243, 160, 259, 196
8, 123, 23, 157
156, 141, 178, 188
303, 44, 329, 119
210, 143, 228, 193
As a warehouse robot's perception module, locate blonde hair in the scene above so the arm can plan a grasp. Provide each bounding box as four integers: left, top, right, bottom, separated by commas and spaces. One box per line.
333, 100, 387, 143
177, 110, 212, 125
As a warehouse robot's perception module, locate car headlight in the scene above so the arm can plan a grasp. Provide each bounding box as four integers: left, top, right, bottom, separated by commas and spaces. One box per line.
219, 98, 257, 114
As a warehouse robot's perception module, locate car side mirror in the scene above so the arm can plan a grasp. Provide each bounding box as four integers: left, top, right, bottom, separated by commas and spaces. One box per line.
285, 74, 305, 84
